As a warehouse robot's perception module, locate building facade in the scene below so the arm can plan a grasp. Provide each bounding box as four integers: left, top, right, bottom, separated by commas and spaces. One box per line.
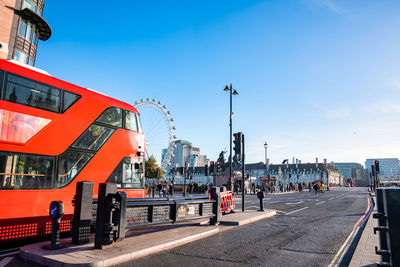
246, 160, 343, 187
365, 158, 400, 183
0, 0, 51, 66
334, 162, 369, 186
162, 140, 208, 168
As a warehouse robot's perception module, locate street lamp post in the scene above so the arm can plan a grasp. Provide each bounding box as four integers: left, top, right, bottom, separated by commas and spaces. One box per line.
264, 142, 268, 189
224, 84, 238, 192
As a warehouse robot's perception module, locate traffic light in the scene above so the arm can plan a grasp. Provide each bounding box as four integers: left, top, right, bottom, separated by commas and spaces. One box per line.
209, 161, 215, 175
233, 132, 243, 163
204, 164, 209, 176
216, 161, 221, 173
374, 160, 380, 174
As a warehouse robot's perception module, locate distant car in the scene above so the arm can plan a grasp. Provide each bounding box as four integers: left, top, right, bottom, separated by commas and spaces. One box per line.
345, 184, 350, 187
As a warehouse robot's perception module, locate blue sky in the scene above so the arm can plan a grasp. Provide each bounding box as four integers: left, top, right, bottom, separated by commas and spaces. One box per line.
37, 0, 400, 166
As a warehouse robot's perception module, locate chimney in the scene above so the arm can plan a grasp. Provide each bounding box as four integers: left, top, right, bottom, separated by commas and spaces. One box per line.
299, 160, 302, 164
292, 157, 295, 164
323, 159, 327, 165
296, 159, 298, 169
316, 158, 318, 168
286, 160, 289, 169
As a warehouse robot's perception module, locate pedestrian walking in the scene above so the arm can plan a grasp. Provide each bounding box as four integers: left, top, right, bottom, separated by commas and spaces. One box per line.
169, 182, 174, 197
157, 182, 162, 197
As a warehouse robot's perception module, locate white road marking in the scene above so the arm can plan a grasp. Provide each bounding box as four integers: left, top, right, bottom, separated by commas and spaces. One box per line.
0, 257, 14, 267
285, 207, 309, 215
328, 226, 359, 267
275, 209, 287, 214
329, 197, 335, 200
285, 201, 303, 205
315, 201, 325, 206
269, 201, 280, 204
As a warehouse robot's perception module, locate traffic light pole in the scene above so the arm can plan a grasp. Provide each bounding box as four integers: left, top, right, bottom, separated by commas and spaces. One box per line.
229, 85, 233, 192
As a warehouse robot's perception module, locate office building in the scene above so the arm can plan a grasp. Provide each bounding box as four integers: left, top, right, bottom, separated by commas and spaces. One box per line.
365, 158, 400, 183
334, 163, 369, 186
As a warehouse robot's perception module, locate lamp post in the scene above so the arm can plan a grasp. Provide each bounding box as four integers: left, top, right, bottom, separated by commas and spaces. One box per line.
224, 83, 238, 192
264, 142, 268, 189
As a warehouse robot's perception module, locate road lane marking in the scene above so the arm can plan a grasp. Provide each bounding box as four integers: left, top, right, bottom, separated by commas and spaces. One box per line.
329, 197, 335, 200
0, 257, 14, 267
275, 209, 287, 214
328, 226, 358, 267
285, 201, 303, 205
285, 207, 308, 215
269, 201, 280, 204
315, 201, 325, 206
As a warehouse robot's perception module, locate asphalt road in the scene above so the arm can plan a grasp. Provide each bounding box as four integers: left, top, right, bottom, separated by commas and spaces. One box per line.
118, 187, 369, 267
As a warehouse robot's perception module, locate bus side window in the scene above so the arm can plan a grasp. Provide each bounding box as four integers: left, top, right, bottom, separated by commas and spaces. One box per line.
0, 152, 55, 190
62, 91, 80, 112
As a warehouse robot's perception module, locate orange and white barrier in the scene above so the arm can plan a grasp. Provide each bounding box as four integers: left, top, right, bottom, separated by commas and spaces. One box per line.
220, 191, 235, 213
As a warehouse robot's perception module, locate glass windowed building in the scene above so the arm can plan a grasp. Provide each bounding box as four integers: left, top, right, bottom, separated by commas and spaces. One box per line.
0, 0, 51, 66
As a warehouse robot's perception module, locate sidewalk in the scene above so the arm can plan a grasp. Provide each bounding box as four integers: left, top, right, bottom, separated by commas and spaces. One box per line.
20, 209, 276, 267
349, 201, 381, 267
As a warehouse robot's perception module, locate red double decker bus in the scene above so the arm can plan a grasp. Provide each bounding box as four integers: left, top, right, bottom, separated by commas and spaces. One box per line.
0, 59, 145, 242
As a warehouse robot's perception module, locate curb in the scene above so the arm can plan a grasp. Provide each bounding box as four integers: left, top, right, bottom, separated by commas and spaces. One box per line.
331, 195, 375, 267
220, 210, 277, 226
20, 228, 220, 267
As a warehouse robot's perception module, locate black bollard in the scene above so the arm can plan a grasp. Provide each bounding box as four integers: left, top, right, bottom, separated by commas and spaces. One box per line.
43, 201, 64, 250
72, 181, 94, 244
210, 187, 221, 225
257, 191, 264, 211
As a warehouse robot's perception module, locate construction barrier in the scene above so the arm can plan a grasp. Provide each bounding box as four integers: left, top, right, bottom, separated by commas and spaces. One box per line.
220, 191, 235, 213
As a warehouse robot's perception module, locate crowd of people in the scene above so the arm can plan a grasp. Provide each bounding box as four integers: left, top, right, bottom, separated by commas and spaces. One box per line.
146, 181, 212, 197
246, 181, 326, 194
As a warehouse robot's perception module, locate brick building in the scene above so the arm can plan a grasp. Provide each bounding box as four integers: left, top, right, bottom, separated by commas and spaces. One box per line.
0, 0, 51, 66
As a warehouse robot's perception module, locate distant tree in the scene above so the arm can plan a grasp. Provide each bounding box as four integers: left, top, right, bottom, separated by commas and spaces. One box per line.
145, 156, 165, 179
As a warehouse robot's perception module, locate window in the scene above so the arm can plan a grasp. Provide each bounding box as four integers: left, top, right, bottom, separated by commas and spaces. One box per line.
96, 107, 122, 127
26, 22, 32, 41
71, 124, 115, 151
32, 30, 38, 46
106, 158, 143, 189
22, 0, 36, 12
5, 73, 61, 112
28, 58, 34, 66
13, 50, 28, 64
18, 20, 27, 38
0, 152, 55, 190
136, 113, 143, 133
62, 91, 80, 112
17, 19, 33, 42
57, 151, 93, 187
125, 111, 138, 131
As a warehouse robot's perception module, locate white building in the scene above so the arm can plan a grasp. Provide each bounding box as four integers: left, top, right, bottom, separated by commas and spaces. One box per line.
162, 140, 208, 168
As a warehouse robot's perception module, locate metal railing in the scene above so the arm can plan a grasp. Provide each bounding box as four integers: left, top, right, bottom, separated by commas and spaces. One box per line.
67, 182, 221, 249
374, 187, 400, 267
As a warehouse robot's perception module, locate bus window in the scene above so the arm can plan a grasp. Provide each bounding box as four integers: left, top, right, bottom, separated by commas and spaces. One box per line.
96, 107, 122, 127
71, 124, 115, 151
62, 91, 80, 112
0, 152, 54, 190
5, 73, 61, 113
106, 157, 142, 189
57, 150, 93, 187
125, 111, 138, 132
135, 113, 143, 133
